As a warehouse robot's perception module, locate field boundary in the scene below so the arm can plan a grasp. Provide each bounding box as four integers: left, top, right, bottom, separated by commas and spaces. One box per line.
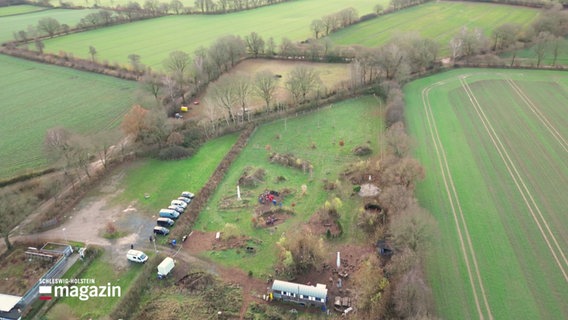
459, 75, 568, 282
422, 82, 493, 320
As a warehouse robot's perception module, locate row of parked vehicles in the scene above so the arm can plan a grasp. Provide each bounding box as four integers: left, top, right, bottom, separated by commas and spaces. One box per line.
126, 191, 195, 264
153, 191, 195, 236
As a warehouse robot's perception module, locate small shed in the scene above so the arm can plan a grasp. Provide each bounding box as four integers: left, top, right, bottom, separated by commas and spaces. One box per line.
0, 294, 22, 320
271, 280, 327, 308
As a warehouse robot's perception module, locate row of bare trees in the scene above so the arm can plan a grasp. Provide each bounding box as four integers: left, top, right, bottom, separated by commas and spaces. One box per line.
194, 0, 290, 13
310, 7, 359, 39
450, 4, 568, 67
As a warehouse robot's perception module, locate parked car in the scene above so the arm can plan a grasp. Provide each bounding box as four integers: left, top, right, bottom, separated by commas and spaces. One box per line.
153, 226, 170, 235
157, 217, 175, 227
168, 205, 184, 213
159, 209, 179, 220
171, 200, 187, 209
181, 191, 195, 199
177, 196, 191, 204
126, 250, 148, 263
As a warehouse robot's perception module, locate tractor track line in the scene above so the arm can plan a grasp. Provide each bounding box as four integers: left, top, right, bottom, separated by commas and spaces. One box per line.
459, 76, 568, 283
505, 78, 568, 153
421, 83, 491, 320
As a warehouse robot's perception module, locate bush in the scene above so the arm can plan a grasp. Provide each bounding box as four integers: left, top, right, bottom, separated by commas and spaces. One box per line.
157, 146, 191, 160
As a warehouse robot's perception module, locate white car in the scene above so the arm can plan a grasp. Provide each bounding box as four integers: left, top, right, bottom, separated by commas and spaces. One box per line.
171, 200, 187, 209
126, 250, 148, 263
168, 205, 184, 213
181, 191, 195, 199
177, 196, 191, 204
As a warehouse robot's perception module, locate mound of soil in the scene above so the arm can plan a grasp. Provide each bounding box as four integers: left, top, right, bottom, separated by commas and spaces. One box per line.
269, 152, 312, 172
307, 214, 342, 238
352, 144, 372, 156
238, 166, 266, 188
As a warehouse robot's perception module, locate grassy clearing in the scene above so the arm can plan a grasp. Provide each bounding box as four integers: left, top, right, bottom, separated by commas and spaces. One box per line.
114, 133, 238, 213
404, 69, 568, 319
0, 5, 46, 17
193, 96, 383, 276
502, 38, 568, 66
330, 2, 538, 56
0, 54, 137, 179
46, 251, 144, 319
0, 8, 99, 44
197, 59, 351, 114
41, 0, 386, 69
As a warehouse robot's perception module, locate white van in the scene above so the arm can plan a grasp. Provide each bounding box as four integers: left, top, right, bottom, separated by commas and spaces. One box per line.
126, 250, 148, 263
171, 200, 187, 209
159, 209, 179, 219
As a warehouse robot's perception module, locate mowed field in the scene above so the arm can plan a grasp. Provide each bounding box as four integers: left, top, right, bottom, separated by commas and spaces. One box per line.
0, 7, 99, 44
193, 96, 383, 276
40, 0, 387, 70
0, 54, 137, 179
404, 69, 568, 319
331, 2, 538, 56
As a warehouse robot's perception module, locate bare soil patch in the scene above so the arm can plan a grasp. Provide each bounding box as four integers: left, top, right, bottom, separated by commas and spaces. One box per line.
0, 247, 55, 295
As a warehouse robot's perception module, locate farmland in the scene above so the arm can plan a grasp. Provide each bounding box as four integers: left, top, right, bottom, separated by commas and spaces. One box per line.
404, 69, 568, 319
192, 96, 383, 276
0, 54, 137, 179
0, 7, 99, 44
0, 4, 46, 17
331, 2, 538, 56
40, 0, 387, 70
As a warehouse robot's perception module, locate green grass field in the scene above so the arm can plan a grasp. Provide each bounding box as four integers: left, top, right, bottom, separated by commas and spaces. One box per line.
0, 4, 46, 17
46, 252, 144, 319
114, 133, 238, 212
192, 96, 383, 276
0, 54, 137, 179
0, 8, 99, 44
331, 2, 538, 56
404, 69, 568, 319
40, 0, 387, 70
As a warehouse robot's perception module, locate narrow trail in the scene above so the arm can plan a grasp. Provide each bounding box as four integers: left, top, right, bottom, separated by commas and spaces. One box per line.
459, 75, 568, 282
421, 81, 492, 320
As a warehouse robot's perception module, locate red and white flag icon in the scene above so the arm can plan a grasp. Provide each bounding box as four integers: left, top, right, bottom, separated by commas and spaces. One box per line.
39, 286, 52, 300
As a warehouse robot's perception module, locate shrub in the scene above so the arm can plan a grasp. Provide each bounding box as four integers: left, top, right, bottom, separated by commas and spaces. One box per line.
157, 146, 191, 160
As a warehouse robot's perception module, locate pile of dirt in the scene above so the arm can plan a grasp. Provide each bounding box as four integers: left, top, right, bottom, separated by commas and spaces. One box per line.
268, 152, 313, 172
176, 271, 216, 292
238, 166, 266, 187
352, 144, 372, 156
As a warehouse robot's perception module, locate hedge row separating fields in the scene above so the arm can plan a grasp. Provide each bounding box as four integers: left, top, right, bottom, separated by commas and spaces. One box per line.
171, 125, 256, 239
109, 254, 161, 320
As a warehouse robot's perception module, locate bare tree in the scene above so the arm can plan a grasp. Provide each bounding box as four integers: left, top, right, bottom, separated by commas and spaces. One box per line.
279, 229, 324, 275
354, 255, 390, 319
285, 66, 321, 104
211, 77, 238, 124
0, 192, 29, 250
310, 19, 324, 39
233, 74, 252, 122
492, 23, 520, 51
170, 0, 183, 14
37, 17, 61, 38
163, 50, 192, 103
321, 14, 339, 35
374, 3, 384, 15
254, 70, 277, 111
244, 32, 265, 58
394, 265, 435, 319
385, 121, 411, 157
89, 45, 97, 62
35, 39, 45, 54
391, 204, 436, 252
382, 157, 425, 189
141, 73, 163, 105
534, 31, 551, 67
128, 53, 143, 73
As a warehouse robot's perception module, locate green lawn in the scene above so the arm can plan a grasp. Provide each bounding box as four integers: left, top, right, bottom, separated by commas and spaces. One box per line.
331, 2, 539, 56
0, 8, 99, 44
114, 133, 238, 212
47, 252, 144, 319
193, 96, 383, 276
404, 69, 568, 319
0, 5, 46, 17
0, 54, 137, 179
40, 0, 387, 70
